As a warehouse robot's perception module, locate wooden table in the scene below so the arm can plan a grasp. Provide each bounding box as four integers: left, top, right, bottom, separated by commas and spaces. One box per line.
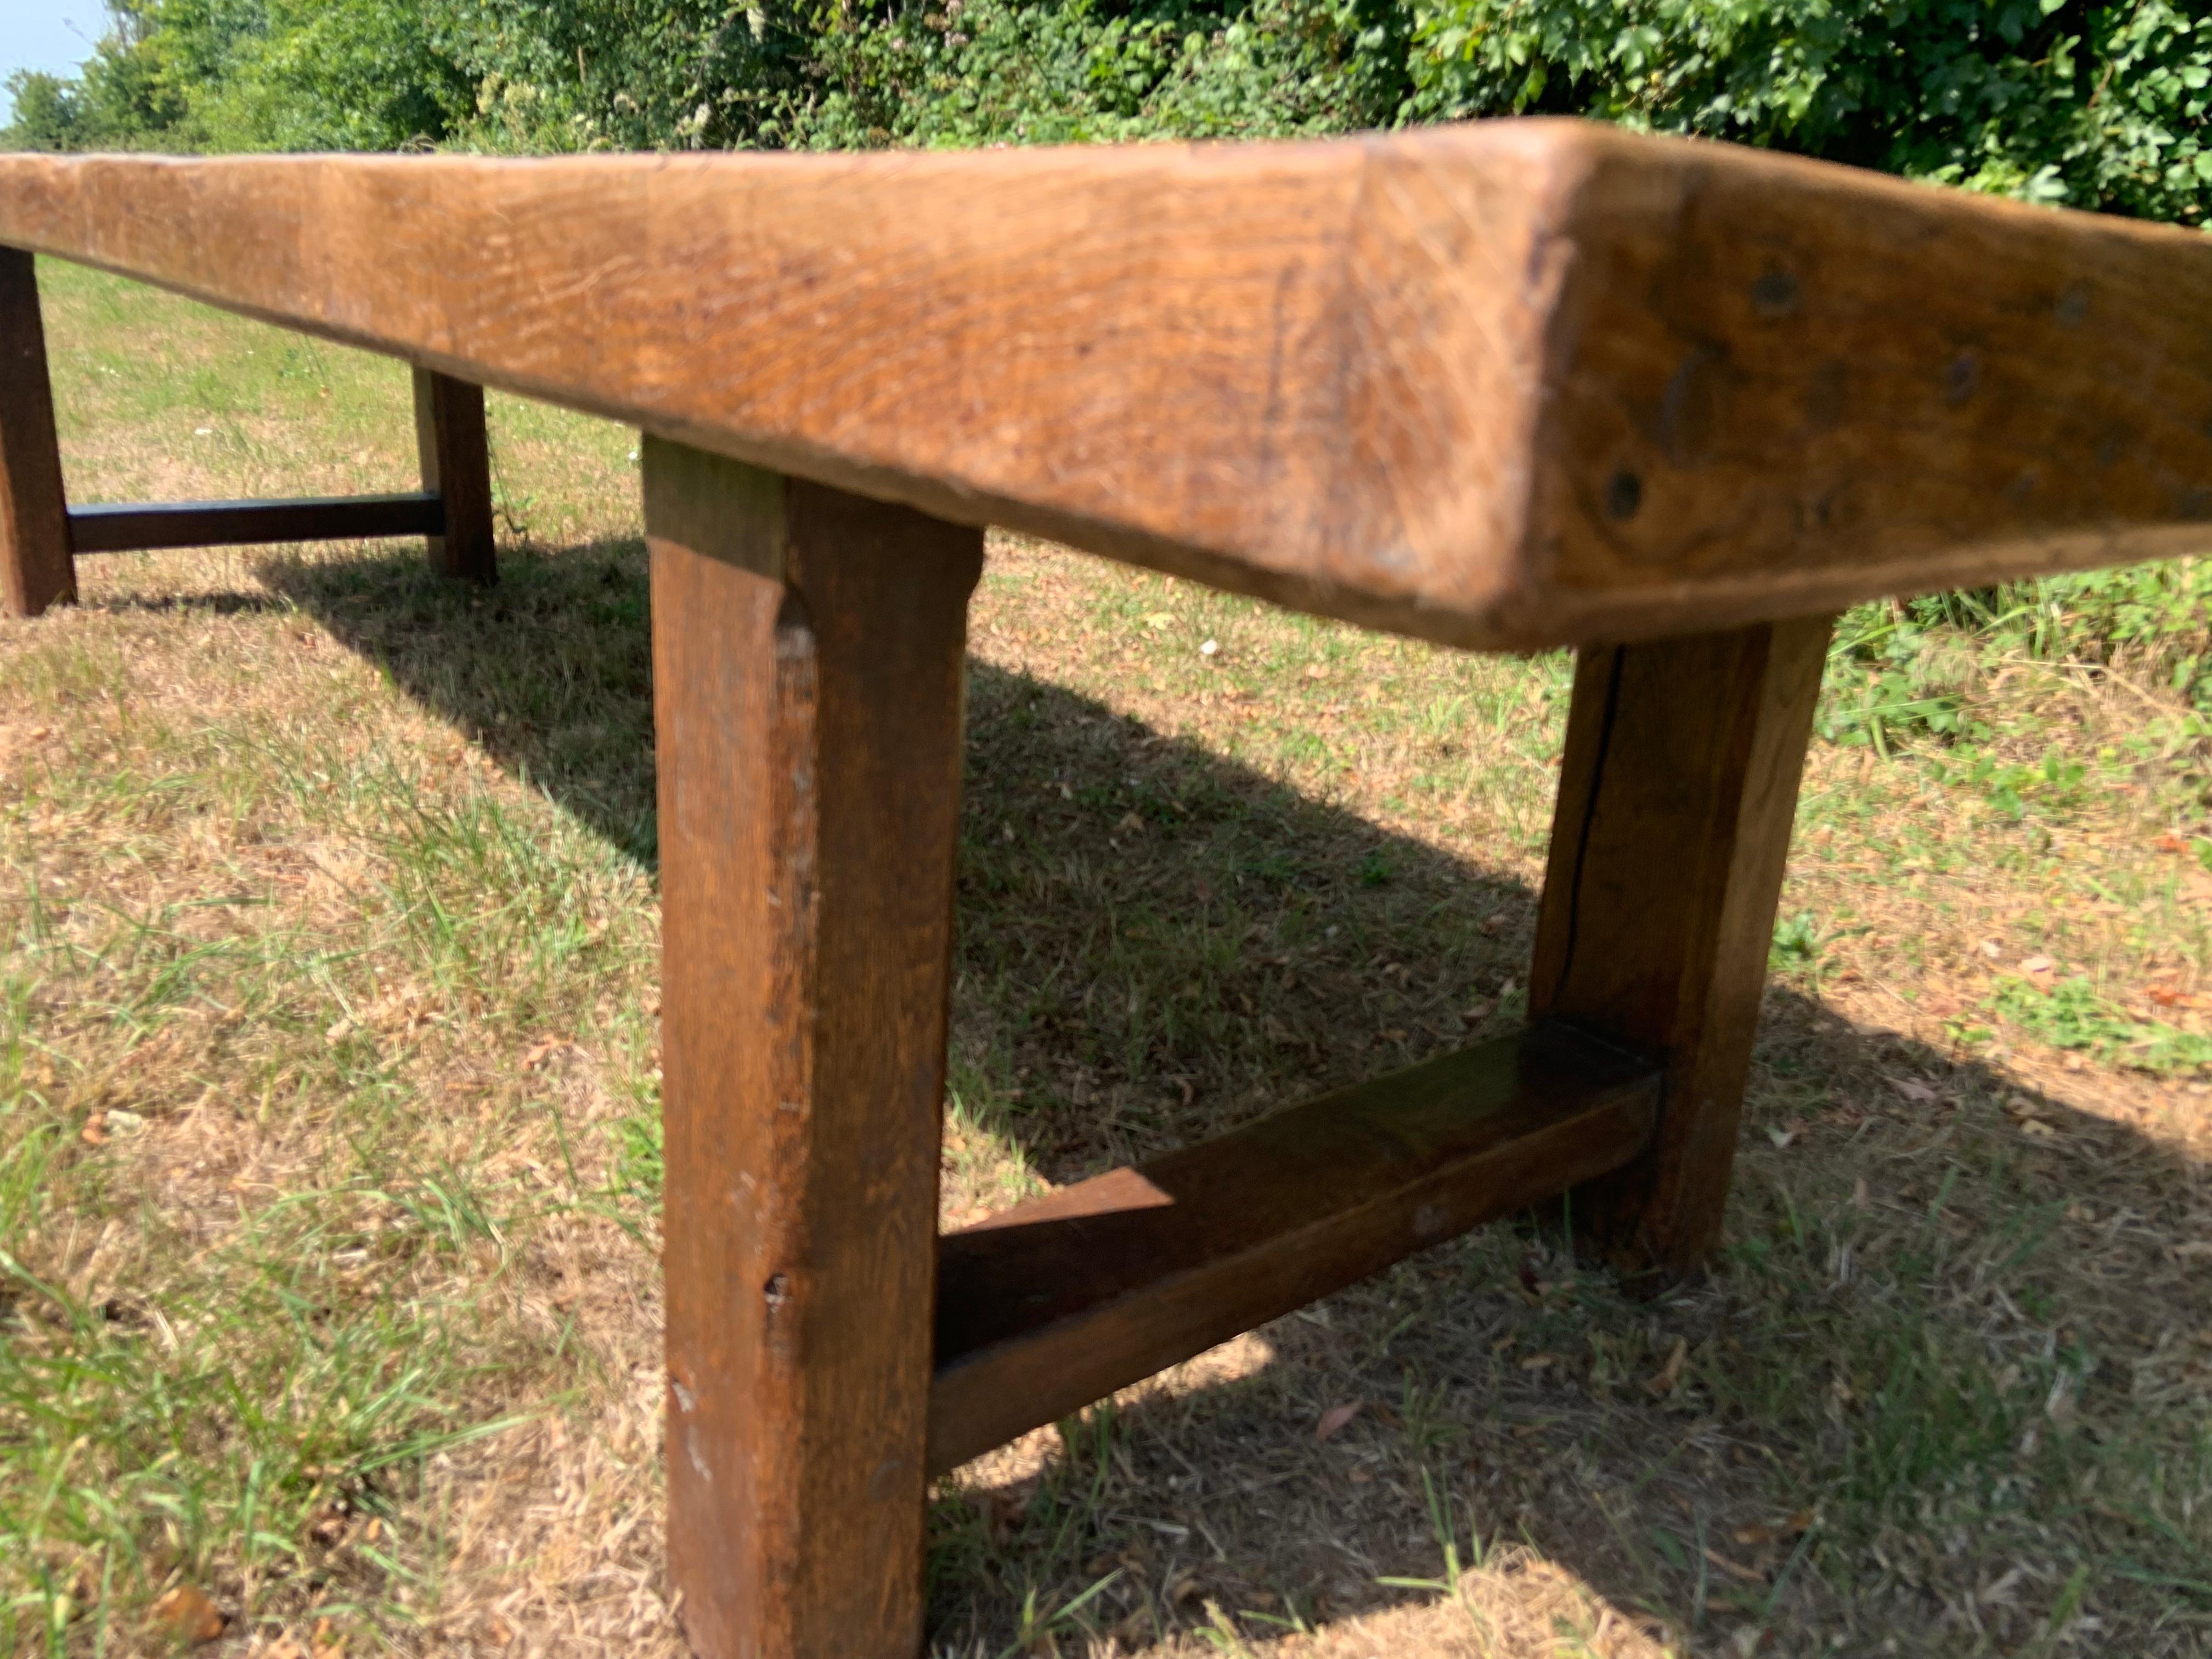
4, 121, 2209, 1658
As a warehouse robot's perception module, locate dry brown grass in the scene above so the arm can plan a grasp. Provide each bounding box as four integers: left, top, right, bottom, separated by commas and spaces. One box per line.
1, 259, 2208, 1659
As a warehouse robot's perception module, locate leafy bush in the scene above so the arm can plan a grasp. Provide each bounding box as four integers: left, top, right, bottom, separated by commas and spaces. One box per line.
1408, 0, 2212, 221
187, 0, 474, 151
436, 0, 823, 154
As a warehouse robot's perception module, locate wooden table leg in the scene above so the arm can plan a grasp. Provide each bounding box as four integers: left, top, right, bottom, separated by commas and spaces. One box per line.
1530, 616, 1833, 1281
0, 247, 75, 618
411, 367, 495, 582
646, 436, 981, 1659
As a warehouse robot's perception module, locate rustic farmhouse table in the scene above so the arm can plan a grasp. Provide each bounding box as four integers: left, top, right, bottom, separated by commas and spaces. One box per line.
3, 121, 2208, 1657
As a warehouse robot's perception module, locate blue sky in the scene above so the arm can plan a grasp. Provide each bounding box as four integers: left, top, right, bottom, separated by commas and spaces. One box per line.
1, 0, 114, 122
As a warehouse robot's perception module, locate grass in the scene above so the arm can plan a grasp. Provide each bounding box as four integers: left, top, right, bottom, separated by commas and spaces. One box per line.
1, 255, 2209, 1657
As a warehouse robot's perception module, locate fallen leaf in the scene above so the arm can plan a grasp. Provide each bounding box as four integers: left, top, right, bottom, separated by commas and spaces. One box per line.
1886, 1075, 1938, 1104
2147, 985, 2210, 1011
150, 1584, 225, 1644
1314, 1401, 1363, 1442
1142, 612, 1173, 629
1703, 1545, 1768, 1584
307, 1506, 349, 1547
1115, 811, 1145, 834
1646, 1337, 1689, 1398
2154, 833, 2190, 854
80, 1112, 108, 1147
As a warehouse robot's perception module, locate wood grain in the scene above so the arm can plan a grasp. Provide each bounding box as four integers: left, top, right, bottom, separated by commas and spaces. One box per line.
929, 1022, 1660, 1474
7, 123, 2211, 646
0, 247, 74, 617
69, 492, 443, 553
1530, 616, 1833, 1279
648, 437, 980, 1659
411, 368, 494, 582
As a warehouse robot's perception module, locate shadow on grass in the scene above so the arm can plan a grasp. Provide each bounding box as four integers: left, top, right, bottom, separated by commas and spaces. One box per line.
204, 540, 2212, 1656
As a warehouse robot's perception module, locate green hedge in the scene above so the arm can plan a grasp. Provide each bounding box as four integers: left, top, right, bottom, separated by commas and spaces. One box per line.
10, 1, 2211, 228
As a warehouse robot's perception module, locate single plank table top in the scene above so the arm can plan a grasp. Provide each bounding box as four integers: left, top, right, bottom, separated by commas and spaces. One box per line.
4, 119, 2208, 650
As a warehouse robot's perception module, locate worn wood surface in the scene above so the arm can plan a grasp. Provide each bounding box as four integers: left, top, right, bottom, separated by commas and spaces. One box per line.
1530, 616, 1833, 1279
6, 124, 2210, 646
411, 368, 495, 581
69, 492, 443, 553
648, 437, 981, 1659
930, 1022, 1660, 1474
0, 247, 74, 617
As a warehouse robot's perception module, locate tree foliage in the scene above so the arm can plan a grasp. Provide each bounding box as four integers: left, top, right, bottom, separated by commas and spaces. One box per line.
4, 0, 2209, 228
